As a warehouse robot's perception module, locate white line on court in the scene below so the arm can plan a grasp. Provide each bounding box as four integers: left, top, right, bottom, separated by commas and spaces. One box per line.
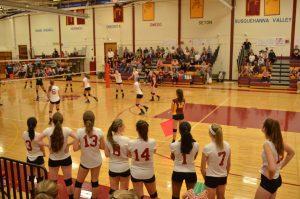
191, 97, 230, 130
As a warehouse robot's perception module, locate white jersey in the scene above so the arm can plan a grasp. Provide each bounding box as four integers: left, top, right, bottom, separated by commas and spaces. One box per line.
83, 77, 91, 88
106, 134, 130, 173
42, 127, 73, 161
170, 141, 199, 173
22, 131, 44, 161
203, 141, 230, 177
77, 127, 104, 168
134, 81, 143, 95
260, 140, 282, 179
129, 138, 156, 179
49, 85, 60, 102
114, 73, 123, 83
133, 71, 139, 82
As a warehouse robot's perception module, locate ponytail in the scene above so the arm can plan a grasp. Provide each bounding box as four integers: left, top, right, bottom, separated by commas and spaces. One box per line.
176, 89, 184, 103
27, 117, 37, 141
136, 120, 149, 142
263, 119, 284, 157
107, 119, 123, 150
50, 112, 64, 153
210, 124, 224, 150
179, 122, 195, 154
83, 111, 95, 135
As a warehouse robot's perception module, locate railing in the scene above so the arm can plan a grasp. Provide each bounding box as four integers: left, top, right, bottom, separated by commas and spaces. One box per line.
0, 157, 48, 199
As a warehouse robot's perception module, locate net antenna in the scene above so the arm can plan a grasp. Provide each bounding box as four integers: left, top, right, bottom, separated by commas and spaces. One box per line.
218, 0, 233, 10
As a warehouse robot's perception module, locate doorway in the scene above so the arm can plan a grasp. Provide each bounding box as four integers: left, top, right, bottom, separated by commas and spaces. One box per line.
104, 42, 117, 63
18, 45, 28, 59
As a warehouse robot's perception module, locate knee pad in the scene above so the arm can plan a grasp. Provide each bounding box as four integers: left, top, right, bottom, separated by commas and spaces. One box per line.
136, 104, 140, 107
91, 181, 99, 188
49, 111, 52, 114
75, 180, 83, 188
66, 84, 68, 87
64, 178, 73, 186
84, 94, 87, 97
121, 89, 123, 92
56, 108, 60, 112
88, 94, 91, 96
70, 84, 72, 86
150, 192, 158, 198
173, 129, 177, 133
109, 188, 115, 195
116, 90, 118, 92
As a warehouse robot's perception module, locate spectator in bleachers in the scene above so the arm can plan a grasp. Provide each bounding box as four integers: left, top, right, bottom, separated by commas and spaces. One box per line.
249, 52, 256, 65
52, 48, 59, 58
268, 49, 277, 64
243, 39, 252, 51
293, 45, 300, 59
261, 69, 271, 82
258, 56, 265, 67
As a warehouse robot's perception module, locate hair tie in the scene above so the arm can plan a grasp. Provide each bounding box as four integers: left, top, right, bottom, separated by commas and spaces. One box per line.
209, 125, 216, 136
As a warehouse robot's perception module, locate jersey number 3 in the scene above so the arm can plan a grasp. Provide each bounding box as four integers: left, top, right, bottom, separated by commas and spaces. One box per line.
134, 148, 150, 161
218, 151, 226, 166
84, 135, 98, 147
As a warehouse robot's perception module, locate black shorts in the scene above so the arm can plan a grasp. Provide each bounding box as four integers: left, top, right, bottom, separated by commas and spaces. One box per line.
205, 176, 227, 188
79, 163, 101, 170
85, 87, 91, 91
36, 81, 43, 86
27, 156, 44, 166
172, 171, 197, 183
66, 77, 72, 81
27, 75, 33, 78
136, 94, 143, 99
48, 156, 72, 167
172, 114, 184, 121
50, 100, 60, 105
109, 169, 130, 178
131, 175, 156, 183
260, 174, 282, 194
116, 82, 123, 85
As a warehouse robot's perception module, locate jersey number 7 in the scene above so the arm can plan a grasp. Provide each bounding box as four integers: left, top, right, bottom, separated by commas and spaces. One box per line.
218, 151, 226, 166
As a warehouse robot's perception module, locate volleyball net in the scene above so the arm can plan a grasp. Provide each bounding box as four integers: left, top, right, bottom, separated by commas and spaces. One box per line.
0, 57, 109, 84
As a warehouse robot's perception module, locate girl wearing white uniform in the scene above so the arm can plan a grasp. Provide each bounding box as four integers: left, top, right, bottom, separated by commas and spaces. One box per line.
201, 124, 231, 199
105, 119, 130, 194
83, 73, 98, 103
47, 80, 61, 125
255, 119, 294, 199
170, 122, 199, 199
73, 111, 105, 199
111, 70, 124, 99
128, 120, 158, 199
22, 117, 45, 183
38, 112, 77, 199
134, 80, 148, 115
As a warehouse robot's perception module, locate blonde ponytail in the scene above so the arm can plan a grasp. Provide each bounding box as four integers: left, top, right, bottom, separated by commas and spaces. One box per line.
210, 124, 224, 150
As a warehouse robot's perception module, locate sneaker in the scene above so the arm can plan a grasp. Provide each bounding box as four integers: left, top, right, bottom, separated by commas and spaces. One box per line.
144, 106, 149, 112
139, 111, 145, 115
157, 96, 160, 101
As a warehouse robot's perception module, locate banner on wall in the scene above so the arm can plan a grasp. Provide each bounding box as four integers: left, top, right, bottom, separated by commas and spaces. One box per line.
66, 11, 75, 25
190, 0, 204, 19
113, 5, 123, 22
246, 0, 261, 16
264, 0, 280, 16
143, 2, 155, 21
76, 9, 86, 25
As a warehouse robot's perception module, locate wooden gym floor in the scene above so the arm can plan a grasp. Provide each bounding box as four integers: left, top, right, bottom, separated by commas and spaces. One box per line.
0, 76, 299, 199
